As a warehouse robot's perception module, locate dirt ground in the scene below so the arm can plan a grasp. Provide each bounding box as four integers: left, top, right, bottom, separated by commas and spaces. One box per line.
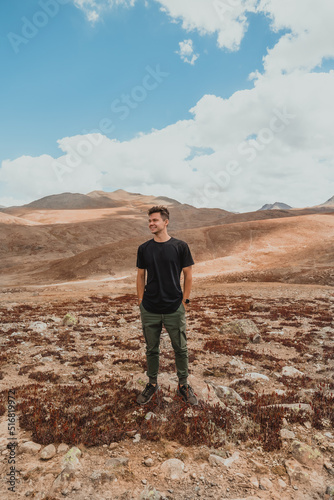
0, 274, 333, 500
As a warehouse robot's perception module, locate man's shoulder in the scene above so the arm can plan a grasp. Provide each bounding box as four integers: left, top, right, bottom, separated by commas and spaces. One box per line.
138, 239, 154, 251
169, 237, 190, 248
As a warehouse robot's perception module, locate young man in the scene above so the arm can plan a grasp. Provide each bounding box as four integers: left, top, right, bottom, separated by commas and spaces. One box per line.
136, 205, 198, 405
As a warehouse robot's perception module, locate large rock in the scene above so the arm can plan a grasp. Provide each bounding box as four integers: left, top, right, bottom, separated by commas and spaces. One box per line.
160, 458, 184, 480
291, 440, 323, 470
285, 458, 309, 483
20, 441, 42, 455
62, 446, 82, 473
212, 385, 244, 404
40, 444, 56, 460
219, 319, 260, 339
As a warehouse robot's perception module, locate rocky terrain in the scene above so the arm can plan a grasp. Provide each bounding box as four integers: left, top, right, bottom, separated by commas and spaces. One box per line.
0, 190, 333, 499
0, 278, 333, 500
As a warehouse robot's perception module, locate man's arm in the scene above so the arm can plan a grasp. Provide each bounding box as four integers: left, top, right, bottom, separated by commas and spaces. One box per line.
182, 265, 193, 307
136, 268, 146, 306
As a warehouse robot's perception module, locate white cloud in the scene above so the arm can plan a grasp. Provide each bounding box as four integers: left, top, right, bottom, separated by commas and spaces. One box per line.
1, 70, 334, 212
176, 39, 199, 65
257, 0, 334, 75
154, 0, 257, 50
73, 0, 137, 22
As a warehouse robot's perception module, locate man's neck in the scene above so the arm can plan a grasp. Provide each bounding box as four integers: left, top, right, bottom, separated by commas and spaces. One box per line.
153, 231, 171, 243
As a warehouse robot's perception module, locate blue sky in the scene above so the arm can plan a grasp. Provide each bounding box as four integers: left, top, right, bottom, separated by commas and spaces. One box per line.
1, 0, 334, 211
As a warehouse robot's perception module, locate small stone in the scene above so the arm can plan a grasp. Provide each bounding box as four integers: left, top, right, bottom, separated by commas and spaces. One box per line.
249, 476, 259, 488
105, 457, 129, 468
244, 372, 269, 381
252, 333, 262, 344
62, 446, 82, 473
142, 479, 147, 485
160, 458, 184, 480
277, 478, 287, 489
145, 412, 156, 420
29, 321, 48, 333
280, 428, 296, 440
109, 442, 118, 450
57, 443, 69, 454
40, 444, 56, 460
260, 477, 273, 490
133, 433, 141, 443
20, 441, 42, 455
213, 385, 244, 404
209, 454, 225, 467
144, 458, 154, 467
281, 366, 304, 378
326, 486, 334, 496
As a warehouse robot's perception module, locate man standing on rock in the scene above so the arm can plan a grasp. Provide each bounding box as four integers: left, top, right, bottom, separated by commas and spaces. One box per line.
136, 205, 198, 406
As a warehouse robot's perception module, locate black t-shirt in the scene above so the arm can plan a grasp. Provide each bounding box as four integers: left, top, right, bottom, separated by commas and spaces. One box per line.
136, 237, 194, 314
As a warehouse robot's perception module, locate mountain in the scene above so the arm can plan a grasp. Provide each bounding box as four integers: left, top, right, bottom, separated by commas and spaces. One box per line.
258, 202, 292, 210
318, 195, 334, 207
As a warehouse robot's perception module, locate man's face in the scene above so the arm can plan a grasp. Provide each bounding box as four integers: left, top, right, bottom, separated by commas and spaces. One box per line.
148, 212, 168, 234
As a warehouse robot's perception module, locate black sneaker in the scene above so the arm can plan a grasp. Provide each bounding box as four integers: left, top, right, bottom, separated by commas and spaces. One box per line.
136, 383, 158, 405
177, 384, 198, 406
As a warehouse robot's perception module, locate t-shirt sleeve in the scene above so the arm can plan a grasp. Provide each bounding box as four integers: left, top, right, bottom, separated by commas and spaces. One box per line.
181, 242, 194, 268
136, 245, 146, 269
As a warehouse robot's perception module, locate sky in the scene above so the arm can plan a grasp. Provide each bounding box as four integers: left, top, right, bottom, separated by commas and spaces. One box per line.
0, 0, 334, 212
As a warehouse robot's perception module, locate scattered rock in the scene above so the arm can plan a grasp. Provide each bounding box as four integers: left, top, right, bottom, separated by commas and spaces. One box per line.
105, 457, 129, 468
291, 440, 324, 470
209, 454, 225, 467
285, 458, 309, 483
20, 441, 42, 455
281, 366, 304, 378
277, 478, 287, 489
220, 319, 260, 339
280, 428, 296, 440
62, 313, 78, 326
244, 372, 269, 381
40, 444, 56, 460
252, 333, 262, 344
139, 487, 162, 500
62, 446, 82, 473
144, 458, 154, 467
160, 458, 184, 480
249, 476, 259, 488
29, 321, 48, 333
57, 443, 69, 454
259, 477, 273, 490
212, 385, 244, 404
133, 433, 141, 443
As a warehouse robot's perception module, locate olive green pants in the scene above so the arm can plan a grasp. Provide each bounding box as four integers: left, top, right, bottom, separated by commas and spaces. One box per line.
139, 302, 188, 386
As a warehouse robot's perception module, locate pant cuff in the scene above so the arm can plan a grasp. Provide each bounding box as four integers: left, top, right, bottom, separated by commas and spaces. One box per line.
178, 378, 187, 386
149, 377, 157, 385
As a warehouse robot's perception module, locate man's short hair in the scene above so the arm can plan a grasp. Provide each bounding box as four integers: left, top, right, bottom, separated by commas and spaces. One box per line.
148, 206, 170, 221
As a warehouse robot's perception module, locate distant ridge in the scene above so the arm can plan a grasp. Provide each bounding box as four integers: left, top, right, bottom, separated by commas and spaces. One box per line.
258, 202, 292, 211
12, 192, 122, 210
